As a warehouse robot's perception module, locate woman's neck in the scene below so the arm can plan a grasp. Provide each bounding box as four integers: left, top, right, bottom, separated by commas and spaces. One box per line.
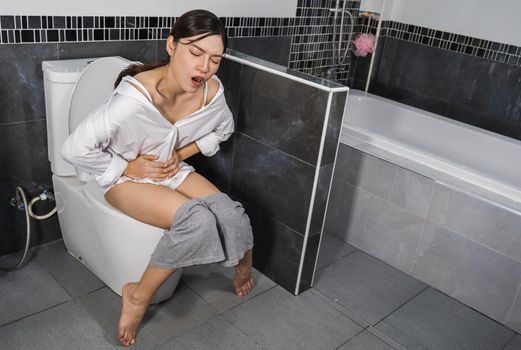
155, 65, 186, 104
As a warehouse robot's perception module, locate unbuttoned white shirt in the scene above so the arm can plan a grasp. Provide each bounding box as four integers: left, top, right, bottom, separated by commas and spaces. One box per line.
61, 75, 234, 188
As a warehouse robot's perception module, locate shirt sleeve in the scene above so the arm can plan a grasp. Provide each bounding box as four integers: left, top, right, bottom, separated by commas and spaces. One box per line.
61, 101, 128, 187
195, 107, 234, 156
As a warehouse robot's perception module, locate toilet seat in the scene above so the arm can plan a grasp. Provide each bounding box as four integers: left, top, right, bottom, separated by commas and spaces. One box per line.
68, 56, 131, 133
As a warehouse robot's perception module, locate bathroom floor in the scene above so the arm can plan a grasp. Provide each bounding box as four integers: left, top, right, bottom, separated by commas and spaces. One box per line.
1, 235, 520, 350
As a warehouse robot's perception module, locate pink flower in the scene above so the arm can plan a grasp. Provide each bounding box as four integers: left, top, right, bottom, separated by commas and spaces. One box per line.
353, 33, 376, 57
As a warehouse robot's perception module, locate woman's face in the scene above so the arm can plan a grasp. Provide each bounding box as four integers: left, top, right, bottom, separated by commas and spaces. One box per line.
167, 33, 224, 93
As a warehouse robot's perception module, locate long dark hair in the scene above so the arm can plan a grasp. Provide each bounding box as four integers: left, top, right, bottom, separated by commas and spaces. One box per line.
114, 9, 227, 87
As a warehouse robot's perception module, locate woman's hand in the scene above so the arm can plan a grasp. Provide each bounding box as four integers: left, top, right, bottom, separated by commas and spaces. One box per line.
123, 153, 179, 181
164, 150, 180, 178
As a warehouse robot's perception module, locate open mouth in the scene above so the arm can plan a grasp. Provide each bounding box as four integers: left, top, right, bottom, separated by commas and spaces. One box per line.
191, 76, 204, 84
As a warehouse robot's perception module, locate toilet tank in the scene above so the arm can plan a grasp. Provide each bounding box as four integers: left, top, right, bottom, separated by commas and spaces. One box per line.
42, 58, 95, 176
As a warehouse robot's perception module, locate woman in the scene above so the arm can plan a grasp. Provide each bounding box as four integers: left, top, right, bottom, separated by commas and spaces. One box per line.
61, 9, 254, 346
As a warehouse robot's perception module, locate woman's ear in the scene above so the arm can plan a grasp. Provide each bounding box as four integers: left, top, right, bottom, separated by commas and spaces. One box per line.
166, 36, 176, 56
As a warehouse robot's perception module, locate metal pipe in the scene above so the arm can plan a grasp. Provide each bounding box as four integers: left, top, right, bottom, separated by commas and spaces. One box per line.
365, 0, 386, 92
330, 0, 341, 68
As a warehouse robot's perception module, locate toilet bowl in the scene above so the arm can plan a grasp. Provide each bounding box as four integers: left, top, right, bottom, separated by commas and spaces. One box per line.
42, 57, 182, 303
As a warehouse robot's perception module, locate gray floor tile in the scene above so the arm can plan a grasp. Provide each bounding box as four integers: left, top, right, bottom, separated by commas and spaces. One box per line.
338, 329, 397, 350
224, 285, 362, 350
156, 315, 261, 349
33, 239, 105, 298
0, 255, 71, 326
316, 233, 357, 270
376, 288, 514, 350
0, 301, 118, 350
504, 334, 521, 350
374, 322, 429, 350
314, 250, 426, 325
181, 263, 276, 312
77, 284, 219, 349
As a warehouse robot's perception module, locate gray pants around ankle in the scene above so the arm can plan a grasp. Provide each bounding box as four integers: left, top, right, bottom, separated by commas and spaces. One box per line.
150, 193, 253, 269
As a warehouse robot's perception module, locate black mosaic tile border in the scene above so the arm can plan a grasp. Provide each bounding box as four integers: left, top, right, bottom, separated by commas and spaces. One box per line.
380, 20, 521, 66
290, 0, 361, 82
0, 15, 294, 44
1, 12, 520, 69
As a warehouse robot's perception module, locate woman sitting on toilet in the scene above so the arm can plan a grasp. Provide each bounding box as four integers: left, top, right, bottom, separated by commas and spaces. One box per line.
61, 9, 253, 347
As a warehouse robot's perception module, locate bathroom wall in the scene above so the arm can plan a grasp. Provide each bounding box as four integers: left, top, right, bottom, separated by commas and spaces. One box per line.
290, 0, 362, 83
0, 12, 295, 258
324, 143, 521, 333
0, 0, 298, 17
350, 0, 521, 141
387, 0, 521, 47
0, 6, 348, 296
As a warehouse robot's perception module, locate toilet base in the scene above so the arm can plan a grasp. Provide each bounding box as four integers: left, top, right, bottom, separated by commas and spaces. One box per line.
53, 174, 182, 304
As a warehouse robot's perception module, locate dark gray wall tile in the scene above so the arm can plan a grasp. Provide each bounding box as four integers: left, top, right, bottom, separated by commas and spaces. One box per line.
450, 55, 521, 122
322, 91, 347, 166
228, 36, 292, 67
238, 64, 329, 165
446, 104, 521, 139
385, 39, 462, 101
217, 58, 242, 119
0, 120, 61, 256
0, 43, 58, 124
243, 200, 303, 293
231, 133, 315, 234
370, 37, 398, 95
186, 136, 234, 193
298, 232, 320, 292
57, 40, 157, 64
385, 87, 448, 116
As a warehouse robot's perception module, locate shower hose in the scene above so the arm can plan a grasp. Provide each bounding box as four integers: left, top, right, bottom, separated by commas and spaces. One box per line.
0, 186, 57, 272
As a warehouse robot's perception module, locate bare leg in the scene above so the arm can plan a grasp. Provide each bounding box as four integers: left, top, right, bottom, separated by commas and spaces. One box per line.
106, 182, 189, 346
119, 265, 176, 346
177, 173, 254, 296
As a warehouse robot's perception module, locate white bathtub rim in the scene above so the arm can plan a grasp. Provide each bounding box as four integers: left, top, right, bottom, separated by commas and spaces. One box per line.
347, 89, 521, 149
341, 127, 521, 214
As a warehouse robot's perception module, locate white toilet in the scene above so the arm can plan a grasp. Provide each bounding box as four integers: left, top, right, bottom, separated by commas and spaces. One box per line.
42, 57, 182, 303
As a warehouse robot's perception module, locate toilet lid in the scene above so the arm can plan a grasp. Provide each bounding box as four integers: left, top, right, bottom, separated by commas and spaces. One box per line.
68, 56, 132, 133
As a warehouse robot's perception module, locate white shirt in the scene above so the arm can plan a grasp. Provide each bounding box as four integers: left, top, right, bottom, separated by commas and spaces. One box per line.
61, 75, 234, 188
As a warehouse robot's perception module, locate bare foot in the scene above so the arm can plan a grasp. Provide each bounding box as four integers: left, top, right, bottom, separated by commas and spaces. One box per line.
233, 249, 253, 296
118, 282, 148, 346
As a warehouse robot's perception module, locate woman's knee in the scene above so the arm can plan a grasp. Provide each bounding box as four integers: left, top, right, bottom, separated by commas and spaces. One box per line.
176, 200, 218, 234
204, 194, 251, 230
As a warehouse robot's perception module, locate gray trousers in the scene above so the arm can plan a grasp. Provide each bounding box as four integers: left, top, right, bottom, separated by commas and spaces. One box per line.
150, 193, 254, 269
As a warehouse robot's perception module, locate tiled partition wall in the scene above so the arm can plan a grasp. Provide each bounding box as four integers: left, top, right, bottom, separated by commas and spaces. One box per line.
324, 143, 521, 333
200, 51, 348, 294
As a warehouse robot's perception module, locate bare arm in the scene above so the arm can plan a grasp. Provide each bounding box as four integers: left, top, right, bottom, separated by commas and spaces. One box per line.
177, 142, 201, 161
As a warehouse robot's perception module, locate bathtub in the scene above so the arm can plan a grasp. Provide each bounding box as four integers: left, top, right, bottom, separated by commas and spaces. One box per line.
340, 90, 521, 206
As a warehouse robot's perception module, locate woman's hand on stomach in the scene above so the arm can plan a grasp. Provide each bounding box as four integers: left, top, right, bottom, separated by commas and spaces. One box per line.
123, 153, 179, 181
